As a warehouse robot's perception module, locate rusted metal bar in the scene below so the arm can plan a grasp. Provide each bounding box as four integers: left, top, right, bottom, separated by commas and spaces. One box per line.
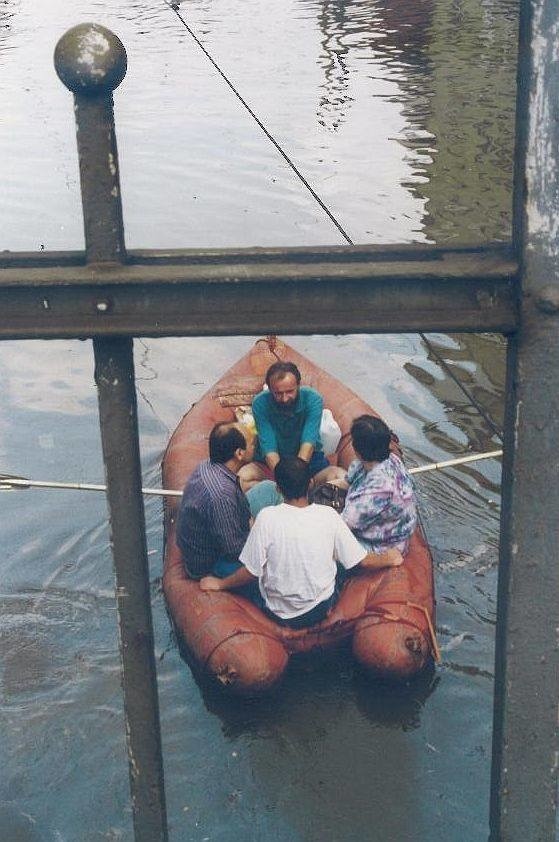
54, 25, 126, 263
0, 242, 516, 269
490, 0, 559, 838
0, 246, 518, 338
94, 337, 168, 841
55, 24, 168, 841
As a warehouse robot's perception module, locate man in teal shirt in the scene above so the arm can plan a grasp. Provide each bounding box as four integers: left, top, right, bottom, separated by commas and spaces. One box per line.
239, 361, 329, 491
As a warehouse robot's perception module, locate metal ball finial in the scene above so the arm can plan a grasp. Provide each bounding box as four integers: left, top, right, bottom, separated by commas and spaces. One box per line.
54, 23, 127, 94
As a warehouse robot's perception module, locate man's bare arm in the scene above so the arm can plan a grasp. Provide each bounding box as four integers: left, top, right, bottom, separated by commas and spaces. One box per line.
297, 442, 314, 463
265, 452, 280, 471
359, 548, 403, 570
199, 566, 256, 592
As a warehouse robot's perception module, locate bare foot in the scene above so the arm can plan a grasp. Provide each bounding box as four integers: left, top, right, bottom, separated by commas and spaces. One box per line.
199, 576, 223, 592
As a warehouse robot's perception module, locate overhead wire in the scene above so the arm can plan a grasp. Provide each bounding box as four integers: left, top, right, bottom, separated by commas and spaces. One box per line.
163, 0, 353, 245
163, 0, 503, 445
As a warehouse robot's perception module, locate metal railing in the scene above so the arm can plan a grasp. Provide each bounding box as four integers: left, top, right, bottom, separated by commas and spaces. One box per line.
1, 4, 557, 839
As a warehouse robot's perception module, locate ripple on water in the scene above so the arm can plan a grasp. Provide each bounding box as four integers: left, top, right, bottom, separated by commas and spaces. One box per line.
1, 0, 518, 837
0, 589, 119, 702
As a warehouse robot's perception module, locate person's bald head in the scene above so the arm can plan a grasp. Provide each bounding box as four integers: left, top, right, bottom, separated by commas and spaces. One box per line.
209, 422, 254, 465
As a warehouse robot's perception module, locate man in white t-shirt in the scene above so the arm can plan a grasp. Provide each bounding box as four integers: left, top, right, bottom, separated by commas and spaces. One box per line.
200, 457, 403, 629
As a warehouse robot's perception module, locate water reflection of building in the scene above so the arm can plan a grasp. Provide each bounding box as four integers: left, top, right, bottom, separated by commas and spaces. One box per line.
404, 332, 505, 452
314, 1, 352, 130
416, 0, 518, 244
311, 0, 434, 132
309, 0, 517, 244
310, 0, 515, 452
0, 3, 15, 51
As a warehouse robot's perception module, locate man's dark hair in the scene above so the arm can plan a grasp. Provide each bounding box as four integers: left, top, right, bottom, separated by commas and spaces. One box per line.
350, 415, 391, 462
265, 361, 302, 388
209, 422, 246, 463
274, 457, 310, 500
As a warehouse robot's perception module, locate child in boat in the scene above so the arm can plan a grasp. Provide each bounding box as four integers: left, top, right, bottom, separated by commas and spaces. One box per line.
199, 456, 403, 629
313, 415, 417, 555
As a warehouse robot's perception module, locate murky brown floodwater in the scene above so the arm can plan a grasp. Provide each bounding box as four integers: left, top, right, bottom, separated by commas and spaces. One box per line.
1, 0, 517, 839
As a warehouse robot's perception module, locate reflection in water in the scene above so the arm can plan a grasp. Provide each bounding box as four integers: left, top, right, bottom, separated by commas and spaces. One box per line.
309, 0, 516, 244
416, 0, 517, 244
315, 1, 354, 131
196, 651, 439, 840
0, 4, 16, 53
404, 332, 505, 456
312, 0, 434, 134
0, 0, 518, 837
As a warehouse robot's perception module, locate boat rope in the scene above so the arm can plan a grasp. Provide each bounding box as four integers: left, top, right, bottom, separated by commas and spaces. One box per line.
317, 603, 439, 662
359, 601, 442, 663
202, 627, 286, 671
0, 450, 503, 495
163, 2, 503, 443
201, 602, 440, 669
163, 0, 353, 246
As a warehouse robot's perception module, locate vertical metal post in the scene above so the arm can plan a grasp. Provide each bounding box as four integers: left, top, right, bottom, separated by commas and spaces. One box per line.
55, 25, 168, 841
490, 0, 559, 838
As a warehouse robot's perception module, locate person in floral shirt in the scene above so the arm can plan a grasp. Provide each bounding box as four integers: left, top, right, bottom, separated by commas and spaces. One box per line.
312, 414, 417, 554
341, 415, 416, 554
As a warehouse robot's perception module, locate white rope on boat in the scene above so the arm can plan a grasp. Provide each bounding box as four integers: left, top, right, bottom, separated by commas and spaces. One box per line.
0, 449, 503, 495
408, 449, 503, 475
0, 475, 182, 497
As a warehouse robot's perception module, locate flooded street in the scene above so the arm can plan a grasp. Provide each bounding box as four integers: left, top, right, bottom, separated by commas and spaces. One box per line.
0, 0, 517, 839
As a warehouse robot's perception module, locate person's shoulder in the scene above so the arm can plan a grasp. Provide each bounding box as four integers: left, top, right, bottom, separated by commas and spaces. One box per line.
256, 500, 286, 518
388, 452, 407, 473
300, 386, 323, 406
200, 458, 224, 480
300, 385, 322, 398
252, 389, 271, 410
321, 505, 355, 536
307, 502, 342, 523
347, 459, 362, 481
388, 452, 414, 486
182, 460, 211, 500
253, 389, 269, 403
186, 459, 208, 483
253, 502, 284, 530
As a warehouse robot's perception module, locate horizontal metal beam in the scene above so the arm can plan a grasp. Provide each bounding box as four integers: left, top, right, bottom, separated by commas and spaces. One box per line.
0, 245, 518, 338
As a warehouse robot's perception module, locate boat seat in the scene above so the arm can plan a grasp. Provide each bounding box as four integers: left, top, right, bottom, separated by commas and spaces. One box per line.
213, 375, 264, 408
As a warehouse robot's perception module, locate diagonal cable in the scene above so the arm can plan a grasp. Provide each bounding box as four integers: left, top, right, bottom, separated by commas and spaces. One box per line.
163, 0, 504, 443
164, 0, 353, 245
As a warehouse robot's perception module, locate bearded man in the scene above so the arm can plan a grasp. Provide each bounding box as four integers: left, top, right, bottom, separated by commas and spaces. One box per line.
239, 361, 329, 491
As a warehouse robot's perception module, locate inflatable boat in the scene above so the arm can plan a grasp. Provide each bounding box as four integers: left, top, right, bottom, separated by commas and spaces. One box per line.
162, 337, 438, 694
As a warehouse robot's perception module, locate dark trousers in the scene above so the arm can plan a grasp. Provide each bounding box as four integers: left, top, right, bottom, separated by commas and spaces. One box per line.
265, 588, 338, 629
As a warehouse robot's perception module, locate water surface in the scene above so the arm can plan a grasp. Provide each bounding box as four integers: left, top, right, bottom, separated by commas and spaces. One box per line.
0, 0, 516, 838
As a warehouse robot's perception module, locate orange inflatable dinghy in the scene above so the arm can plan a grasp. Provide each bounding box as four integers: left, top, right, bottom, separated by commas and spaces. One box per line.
163, 338, 438, 694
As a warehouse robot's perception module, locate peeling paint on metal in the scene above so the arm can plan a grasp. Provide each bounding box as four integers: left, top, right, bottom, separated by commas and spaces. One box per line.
526, 13, 559, 254
76, 29, 111, 78
514, 398, 522, 444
